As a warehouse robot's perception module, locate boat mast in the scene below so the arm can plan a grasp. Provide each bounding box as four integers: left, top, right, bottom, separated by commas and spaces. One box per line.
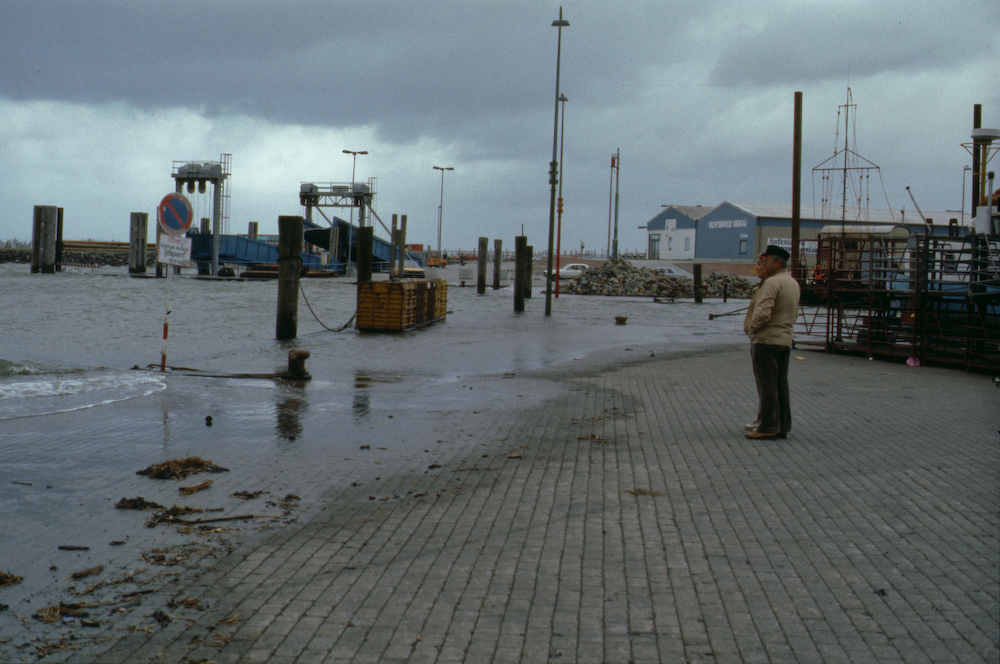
841, 88, 851, 229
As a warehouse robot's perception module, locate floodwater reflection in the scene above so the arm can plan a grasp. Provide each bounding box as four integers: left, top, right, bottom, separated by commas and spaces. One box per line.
275, 380, 308, 442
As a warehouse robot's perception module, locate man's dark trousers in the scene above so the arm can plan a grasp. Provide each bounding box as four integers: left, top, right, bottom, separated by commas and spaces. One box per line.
751, 343, 791, 434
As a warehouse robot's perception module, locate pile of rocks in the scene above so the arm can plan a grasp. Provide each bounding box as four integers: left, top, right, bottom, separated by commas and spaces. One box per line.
560, 258, 756, 298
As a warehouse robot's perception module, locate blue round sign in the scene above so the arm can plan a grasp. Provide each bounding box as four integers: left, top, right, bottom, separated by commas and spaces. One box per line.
158, 193, 193, 236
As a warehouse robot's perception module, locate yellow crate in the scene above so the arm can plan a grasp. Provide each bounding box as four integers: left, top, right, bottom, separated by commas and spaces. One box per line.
355, 280, 446, 332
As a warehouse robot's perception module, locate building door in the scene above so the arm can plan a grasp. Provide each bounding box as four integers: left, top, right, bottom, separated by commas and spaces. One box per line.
648, 233, 660, 259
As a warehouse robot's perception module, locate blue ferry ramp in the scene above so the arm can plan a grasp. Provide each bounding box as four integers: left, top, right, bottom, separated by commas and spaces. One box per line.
189, 233, 323, 268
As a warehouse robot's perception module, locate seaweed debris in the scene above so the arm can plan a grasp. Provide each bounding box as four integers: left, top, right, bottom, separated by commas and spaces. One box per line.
115, 497, 166, 510
33, 601, 94, 623
136, 457, 230, 480
0, 571, 22, 588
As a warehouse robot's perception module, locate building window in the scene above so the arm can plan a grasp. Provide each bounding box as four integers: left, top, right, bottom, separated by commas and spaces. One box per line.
667, 236, 673, 250
647, 234, 660, 259
684, 237, 691, 252
739, 239, 748, 254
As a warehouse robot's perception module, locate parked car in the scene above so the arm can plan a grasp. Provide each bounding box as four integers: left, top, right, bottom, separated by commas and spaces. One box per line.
653, 266, 691, 278
557, 263, 591, 279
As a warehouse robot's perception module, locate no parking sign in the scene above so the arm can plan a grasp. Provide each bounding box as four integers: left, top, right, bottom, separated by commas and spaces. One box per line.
158, 193, 193, 236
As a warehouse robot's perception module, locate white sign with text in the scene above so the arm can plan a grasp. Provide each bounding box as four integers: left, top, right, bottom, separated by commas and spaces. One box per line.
157, 234, 192, 266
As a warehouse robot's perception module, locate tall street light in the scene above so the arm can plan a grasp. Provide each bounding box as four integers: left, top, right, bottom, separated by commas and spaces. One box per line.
555, 93, 568, 297
433, 166, 454, 260
343, 150, 368, 269
545, 6, 569, 316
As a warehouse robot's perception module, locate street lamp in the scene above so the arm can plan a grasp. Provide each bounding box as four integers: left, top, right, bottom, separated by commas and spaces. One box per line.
555, 93, 568, 297
343, 150, 368, 268
962, 164, 971, 225
545, 7, 569, 316
433, 166, 454, 260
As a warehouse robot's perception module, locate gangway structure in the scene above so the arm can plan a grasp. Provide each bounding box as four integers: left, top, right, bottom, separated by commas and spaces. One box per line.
299, 181, 419, 272
171, 155, 231, 276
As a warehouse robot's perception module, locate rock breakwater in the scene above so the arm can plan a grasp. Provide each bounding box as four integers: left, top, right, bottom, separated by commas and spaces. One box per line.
561, 258, 755, 298
0, 248, 155, 268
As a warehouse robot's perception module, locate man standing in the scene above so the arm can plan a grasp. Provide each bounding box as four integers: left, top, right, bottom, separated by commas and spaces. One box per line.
744, 245, 800, 440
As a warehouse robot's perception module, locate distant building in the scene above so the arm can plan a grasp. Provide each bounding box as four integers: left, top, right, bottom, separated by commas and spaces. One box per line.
646, 202, 966, 264
642, 205, 711, 260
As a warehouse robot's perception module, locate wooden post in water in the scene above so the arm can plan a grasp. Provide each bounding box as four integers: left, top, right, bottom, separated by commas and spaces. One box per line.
493, 239, 502, 290
129, 212, 148, 274
200, 217, 210, 234
36, 206, 58, 273
514, 236, 527, 312
276, 216, 304, 341
477, 237, 488, 294
248, 221, 258, 239
524, 245, 533, 299
693, 263, 703, 303
55, 208, 64, 272
31, 206, 44, 273
400, 215, 408, 277
389, 214, 398, 277
358, 227, 373, 283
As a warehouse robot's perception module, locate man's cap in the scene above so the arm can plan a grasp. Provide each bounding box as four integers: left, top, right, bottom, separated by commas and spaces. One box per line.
762, 244, 790, 262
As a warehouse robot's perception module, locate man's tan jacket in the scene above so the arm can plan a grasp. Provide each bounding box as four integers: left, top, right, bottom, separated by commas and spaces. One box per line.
744, 268, 800, 347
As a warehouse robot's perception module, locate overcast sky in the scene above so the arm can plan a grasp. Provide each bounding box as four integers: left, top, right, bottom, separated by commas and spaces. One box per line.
2, 0, 997, 254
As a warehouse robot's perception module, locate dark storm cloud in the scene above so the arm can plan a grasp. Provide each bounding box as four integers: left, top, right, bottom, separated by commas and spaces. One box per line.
0, 0, 707, 149
708, 0, 995, 87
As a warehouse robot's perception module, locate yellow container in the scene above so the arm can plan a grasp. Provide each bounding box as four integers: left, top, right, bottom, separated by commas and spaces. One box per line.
356, 279, 447, 332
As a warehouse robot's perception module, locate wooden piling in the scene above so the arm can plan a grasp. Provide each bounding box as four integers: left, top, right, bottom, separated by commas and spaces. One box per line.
55, 208, 64, 272
31, 207, 42, 273
248, 221, 258, 239
400, 215, 408, 276
390, 214, 399, 277
358, 227, 373, 283
129, 212, 148, 274
693, 263, 703, 303
477, 237, 488, 294
524, 245, 533, 299
514, 236, 527, 312
493, 239, 502, 290
276, 216, 304, 341
37, 206, 58, 273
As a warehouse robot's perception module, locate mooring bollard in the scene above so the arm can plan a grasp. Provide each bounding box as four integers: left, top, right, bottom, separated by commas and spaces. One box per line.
287, 349, 311, 377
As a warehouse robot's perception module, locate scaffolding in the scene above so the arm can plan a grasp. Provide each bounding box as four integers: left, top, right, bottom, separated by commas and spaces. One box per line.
795, 233, 1000, 372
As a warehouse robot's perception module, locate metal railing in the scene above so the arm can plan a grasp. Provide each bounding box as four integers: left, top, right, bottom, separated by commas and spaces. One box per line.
795, 233, 1000, 372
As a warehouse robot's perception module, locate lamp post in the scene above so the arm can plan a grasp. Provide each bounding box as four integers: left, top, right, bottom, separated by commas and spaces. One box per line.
433, 166, 454, 260
555, 93, 568, 297
545, 7, 569, 316
343, 149, 368, 269
962, 164, 971, 226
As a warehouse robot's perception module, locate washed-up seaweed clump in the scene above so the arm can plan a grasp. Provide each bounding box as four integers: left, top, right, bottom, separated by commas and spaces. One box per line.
33, 601, 94, 623
136, 457, 229, 480
115, 497, 166, 510
0, 570, 22, 588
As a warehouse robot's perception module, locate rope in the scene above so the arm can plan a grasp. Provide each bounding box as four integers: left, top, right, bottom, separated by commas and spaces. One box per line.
298, 280, 365, 332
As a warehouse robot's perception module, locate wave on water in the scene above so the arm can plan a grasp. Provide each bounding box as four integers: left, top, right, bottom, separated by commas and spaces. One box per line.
0, 362, 167, 420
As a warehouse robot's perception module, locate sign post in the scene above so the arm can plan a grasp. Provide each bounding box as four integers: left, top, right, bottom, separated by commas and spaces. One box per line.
156, 193, 193, 371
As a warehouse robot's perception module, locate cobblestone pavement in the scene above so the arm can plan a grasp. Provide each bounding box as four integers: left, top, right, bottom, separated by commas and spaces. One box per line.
2, 345, 998, 663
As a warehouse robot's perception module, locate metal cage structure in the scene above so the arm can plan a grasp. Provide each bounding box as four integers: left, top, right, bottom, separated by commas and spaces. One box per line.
795, 233, 1000, 372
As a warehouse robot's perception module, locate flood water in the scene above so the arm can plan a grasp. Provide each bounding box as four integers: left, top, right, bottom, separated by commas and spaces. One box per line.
0, 262, 749, 422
